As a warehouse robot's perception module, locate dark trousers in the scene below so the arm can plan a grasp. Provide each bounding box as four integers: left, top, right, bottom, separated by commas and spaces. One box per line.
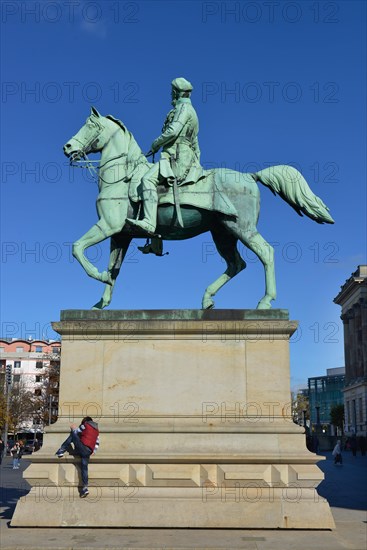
334, 453, 342, 464
58, 431, 92, 487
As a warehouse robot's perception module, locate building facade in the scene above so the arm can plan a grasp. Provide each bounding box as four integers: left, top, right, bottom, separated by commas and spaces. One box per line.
0, 338, 61, 435
308, 367, 345, 435
334, 265, 367, 436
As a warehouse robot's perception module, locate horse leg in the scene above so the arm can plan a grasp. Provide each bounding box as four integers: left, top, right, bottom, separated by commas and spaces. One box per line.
246, 231, 276, 309
202, 229, 246, 309
72, 221, 119, 284
92, 235, 132, 310
223, 222, 276, 309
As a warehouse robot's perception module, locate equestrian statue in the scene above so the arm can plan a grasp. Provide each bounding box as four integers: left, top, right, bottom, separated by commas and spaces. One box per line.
63, 77, 334, 310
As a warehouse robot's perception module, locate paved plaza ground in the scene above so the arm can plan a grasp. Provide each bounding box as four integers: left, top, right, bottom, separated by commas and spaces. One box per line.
0, 451, 366, 549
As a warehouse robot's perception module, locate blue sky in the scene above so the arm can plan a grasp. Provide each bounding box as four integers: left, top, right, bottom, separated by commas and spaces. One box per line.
1, 1, 366, 389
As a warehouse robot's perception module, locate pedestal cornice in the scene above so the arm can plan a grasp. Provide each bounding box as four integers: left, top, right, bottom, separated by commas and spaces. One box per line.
54, 309, 297, 340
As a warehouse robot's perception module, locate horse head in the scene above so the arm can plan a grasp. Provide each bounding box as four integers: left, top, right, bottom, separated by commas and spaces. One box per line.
63, 106, 118, 162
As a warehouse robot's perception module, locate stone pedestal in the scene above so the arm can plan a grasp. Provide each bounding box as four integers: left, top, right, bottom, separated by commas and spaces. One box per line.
12, 310, 335, 528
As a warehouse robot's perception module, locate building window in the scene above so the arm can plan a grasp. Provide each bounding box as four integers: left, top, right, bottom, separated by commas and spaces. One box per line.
14, 361, 21, 368
0, 347, 4, 352
35, 346, 43, 352
14, 374, 21, 383
36, 361, 43, 369
35, 375, 42, 382
16, 346, 24, 352
34, 388, 42, 396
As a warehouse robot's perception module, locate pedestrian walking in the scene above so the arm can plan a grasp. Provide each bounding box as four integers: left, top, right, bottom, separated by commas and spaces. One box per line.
55, 416, 100, 498
10, 441, 24, 469
332, 440, 343, 465
350, 435, 357, 457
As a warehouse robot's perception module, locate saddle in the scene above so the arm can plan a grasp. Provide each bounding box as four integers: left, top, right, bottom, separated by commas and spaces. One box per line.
130, 169, 238, 220
132, 170, 239, 257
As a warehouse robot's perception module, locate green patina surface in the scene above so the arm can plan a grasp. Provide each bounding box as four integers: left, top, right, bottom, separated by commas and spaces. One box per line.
63, 76, 333, 312
60, 309, 290, 322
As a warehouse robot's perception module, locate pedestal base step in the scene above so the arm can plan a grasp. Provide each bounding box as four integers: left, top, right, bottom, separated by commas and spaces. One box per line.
11, 486, 335, 528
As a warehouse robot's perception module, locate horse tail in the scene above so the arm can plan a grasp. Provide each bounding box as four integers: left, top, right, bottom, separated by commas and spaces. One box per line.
254, 165, 334, 224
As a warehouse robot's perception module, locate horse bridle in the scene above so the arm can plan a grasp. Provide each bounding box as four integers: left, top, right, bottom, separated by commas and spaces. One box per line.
70, 116, 134, 187
69, 116, 150, 185
69, 116, 105, 161
67, 117, 105, 183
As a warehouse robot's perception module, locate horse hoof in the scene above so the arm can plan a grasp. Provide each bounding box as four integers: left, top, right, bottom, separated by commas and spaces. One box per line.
91, 299, 107, 310
256, 300, 272, 310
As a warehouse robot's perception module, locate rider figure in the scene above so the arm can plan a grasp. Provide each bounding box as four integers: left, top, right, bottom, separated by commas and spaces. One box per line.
126, 77, 204, 234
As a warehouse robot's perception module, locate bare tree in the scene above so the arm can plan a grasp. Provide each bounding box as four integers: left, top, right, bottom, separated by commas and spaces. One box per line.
292, 391, 310, 426
34, 362, 60, 426
0, 389, 7, 435
5, 380, 39, 436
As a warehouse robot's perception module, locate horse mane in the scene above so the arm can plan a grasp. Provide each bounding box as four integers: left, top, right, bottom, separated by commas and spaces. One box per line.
106, 114, 127, 132
106, 114, 146, 163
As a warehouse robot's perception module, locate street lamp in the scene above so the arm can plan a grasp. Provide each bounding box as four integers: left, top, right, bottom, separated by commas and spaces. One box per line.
3, 364, 12, 459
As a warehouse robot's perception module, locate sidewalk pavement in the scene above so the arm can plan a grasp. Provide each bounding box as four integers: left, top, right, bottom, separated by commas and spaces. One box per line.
0, 452, 366, 550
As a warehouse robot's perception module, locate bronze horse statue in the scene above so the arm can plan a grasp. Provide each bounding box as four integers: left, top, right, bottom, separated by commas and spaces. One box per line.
63, 107, 334, 310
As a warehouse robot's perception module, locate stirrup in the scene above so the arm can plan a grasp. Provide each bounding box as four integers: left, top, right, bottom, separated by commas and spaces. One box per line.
138, 237, 169, 257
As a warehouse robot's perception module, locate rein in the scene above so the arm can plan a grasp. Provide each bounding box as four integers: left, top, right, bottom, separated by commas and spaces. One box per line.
69, 119, 149, 186
69, 121, 105, 185
70, 154, 100, 185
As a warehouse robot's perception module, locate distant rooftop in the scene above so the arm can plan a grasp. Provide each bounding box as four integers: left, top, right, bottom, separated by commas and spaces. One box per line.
357, 265, 367, 277
0, 338, 60, 343
327, 367, 346, 376
334, 264, 367, 305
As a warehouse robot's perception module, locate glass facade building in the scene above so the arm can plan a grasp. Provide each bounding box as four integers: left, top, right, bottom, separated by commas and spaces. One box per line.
308, 369, 345, 430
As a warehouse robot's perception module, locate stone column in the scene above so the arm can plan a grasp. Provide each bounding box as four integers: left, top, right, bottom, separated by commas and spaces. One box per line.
341, 312, 351, 380
347, 309, 356, 380
360, 299, 367, 377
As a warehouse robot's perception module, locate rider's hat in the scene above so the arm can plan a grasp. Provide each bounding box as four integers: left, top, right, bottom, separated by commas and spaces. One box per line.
171, 77, 193, 92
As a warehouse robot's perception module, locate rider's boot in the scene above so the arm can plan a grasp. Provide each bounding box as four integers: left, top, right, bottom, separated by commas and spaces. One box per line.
126, 188, 158, 235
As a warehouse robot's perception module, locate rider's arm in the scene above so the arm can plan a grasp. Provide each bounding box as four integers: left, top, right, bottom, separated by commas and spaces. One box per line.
152, 104, 190, 151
